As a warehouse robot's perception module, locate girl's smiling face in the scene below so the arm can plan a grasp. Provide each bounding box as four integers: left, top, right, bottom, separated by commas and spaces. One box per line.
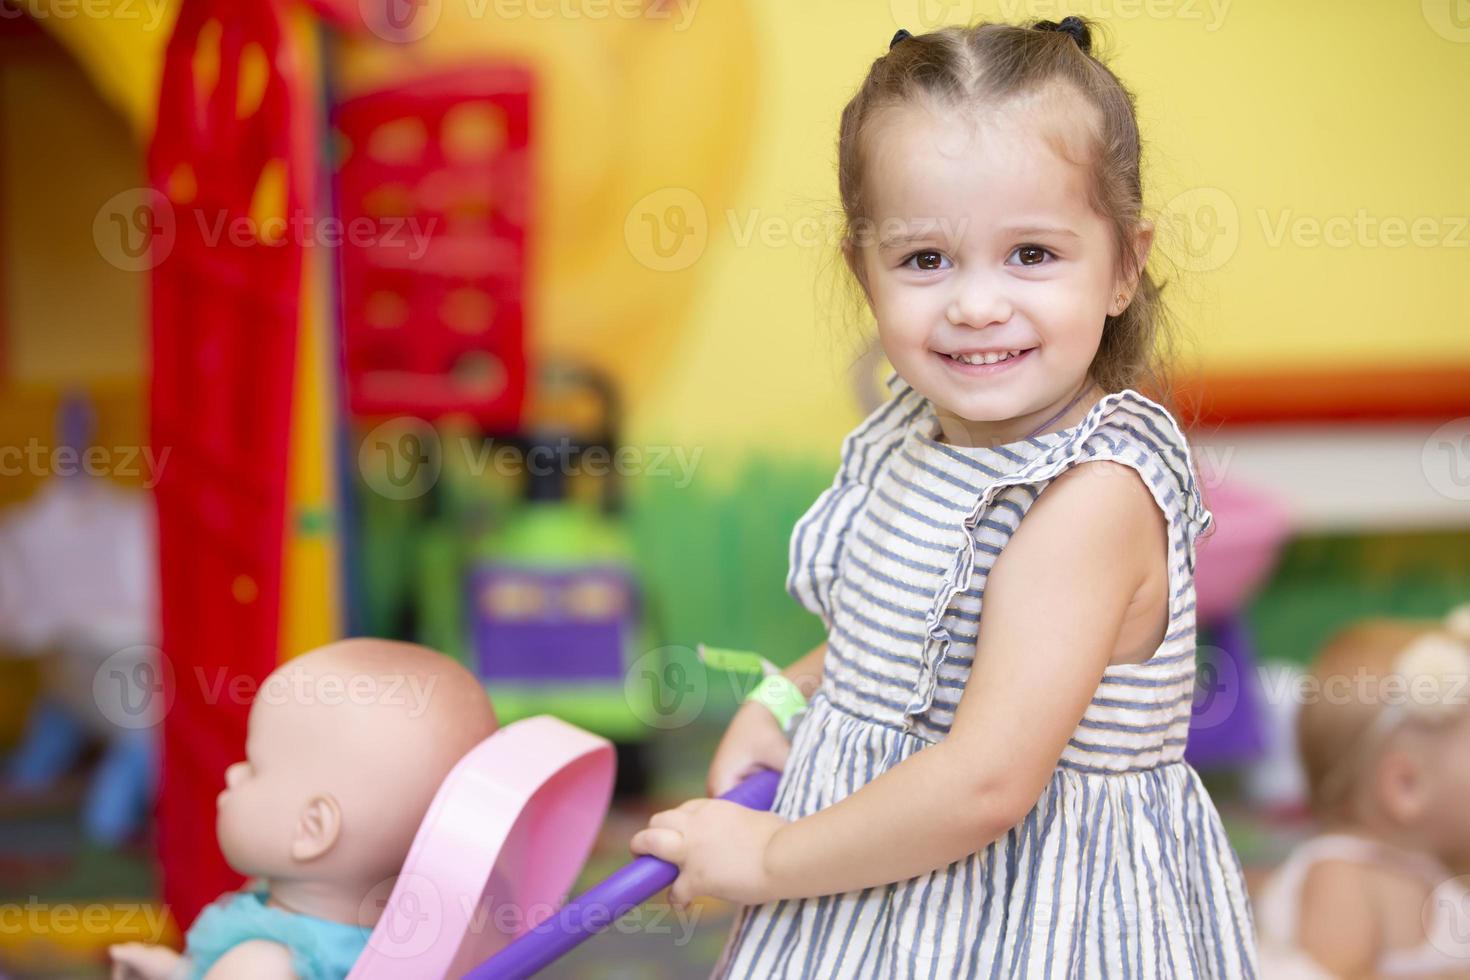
849, 94, 1151, 447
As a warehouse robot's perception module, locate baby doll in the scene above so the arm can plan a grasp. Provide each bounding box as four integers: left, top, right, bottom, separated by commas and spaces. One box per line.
1256, 604, 1470, 978
109, 638, 497, 980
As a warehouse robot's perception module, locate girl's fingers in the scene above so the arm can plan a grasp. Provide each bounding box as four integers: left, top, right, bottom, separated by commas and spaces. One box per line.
647, 808, 688, 830
630, 827, 684, 862
669, 876, 695, 909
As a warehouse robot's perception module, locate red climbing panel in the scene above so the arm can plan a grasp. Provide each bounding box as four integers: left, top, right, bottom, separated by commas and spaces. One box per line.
335, 68, 532, 429
148, 0, 313, 929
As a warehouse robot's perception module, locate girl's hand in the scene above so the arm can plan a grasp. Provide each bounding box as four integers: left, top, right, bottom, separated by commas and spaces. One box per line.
630, 798, 787, 908
706, 699, 790, 797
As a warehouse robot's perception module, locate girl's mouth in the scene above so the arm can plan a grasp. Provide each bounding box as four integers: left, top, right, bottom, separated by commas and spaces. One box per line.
936, 347, 1033, 375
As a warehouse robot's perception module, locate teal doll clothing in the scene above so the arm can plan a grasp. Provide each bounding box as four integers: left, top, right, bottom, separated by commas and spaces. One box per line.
184, 890, 371, 980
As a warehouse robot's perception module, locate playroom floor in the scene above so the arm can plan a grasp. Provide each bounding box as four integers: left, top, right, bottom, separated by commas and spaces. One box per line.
0, 717, 1301, 979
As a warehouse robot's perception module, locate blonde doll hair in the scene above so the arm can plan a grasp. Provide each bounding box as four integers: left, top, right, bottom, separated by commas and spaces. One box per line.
1299, 604, 1470, 819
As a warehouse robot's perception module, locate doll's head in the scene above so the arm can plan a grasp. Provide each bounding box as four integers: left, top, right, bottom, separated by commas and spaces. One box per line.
1298, 605, 1470, 865
836, 18, 1169, 445
215, 638, 497, 916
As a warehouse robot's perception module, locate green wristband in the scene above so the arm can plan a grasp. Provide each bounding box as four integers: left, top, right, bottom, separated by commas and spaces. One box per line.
696, 643, 809, 733
696, 644, 772, 677
746, 673, 807, 733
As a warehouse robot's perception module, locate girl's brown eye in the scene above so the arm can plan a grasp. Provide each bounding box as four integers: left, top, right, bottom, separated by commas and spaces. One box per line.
1017, 245, 1046, 265
913, 251, 943, 270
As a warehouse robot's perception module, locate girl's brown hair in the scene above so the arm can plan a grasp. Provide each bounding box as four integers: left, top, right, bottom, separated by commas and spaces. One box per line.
836, 18, 1177, 402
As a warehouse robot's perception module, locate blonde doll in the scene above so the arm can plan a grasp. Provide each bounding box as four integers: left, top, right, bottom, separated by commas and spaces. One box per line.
632, 17, 1257, 978
1256, 606, 1470, 979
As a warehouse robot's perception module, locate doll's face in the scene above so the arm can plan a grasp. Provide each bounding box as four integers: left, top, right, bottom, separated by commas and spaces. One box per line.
212, 640, 499, 895
215, 681, 318, 878
1404, 710, 1470, 867
850, 91, 1150, 447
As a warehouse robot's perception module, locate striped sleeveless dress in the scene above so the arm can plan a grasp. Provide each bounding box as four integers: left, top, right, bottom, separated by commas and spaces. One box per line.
712, 374, 1259, 979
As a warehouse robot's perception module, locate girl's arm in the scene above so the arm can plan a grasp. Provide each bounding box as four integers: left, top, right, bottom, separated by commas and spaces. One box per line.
781, 639, 826, 697
705, 641, 826, 796
760, 461, 1167, 899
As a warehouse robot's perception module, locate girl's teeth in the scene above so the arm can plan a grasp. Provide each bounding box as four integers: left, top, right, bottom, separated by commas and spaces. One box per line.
950, 350, 1020, 365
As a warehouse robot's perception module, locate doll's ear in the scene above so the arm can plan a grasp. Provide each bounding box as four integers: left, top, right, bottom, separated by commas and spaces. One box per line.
290, 794, 343, 862
1373, 746, 1428, 824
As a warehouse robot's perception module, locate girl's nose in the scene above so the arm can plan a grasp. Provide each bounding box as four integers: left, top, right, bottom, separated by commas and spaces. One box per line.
224, 762, 248, 788
946, 274, 1012, 330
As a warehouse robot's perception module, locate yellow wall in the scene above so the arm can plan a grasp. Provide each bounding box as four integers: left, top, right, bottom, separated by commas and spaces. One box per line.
1, 48, 146, 385
0, 25, 148, 506
627, 0, 1470, 468
6, 0, 1465, 480
28, 0, 175, 134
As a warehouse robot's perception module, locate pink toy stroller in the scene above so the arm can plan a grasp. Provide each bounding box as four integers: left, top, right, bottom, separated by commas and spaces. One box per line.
345, 715, 776, 980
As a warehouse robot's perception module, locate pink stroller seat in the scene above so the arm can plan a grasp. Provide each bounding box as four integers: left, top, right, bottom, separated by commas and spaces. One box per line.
346, 715, 615, 980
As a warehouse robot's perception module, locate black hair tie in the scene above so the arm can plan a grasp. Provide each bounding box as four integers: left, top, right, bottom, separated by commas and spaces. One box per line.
889, 28, 913, 50
1034, 15, 1091, 55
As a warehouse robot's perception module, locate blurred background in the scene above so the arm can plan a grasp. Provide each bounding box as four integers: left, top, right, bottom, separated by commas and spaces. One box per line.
0, 0, 1466, 975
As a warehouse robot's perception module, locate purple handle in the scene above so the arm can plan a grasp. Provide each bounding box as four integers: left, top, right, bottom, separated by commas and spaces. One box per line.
462, 768, 781, 980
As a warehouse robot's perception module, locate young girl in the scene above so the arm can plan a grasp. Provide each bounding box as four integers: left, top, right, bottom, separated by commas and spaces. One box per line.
1256, 607, 1470, 979
630, 17, 1258, 977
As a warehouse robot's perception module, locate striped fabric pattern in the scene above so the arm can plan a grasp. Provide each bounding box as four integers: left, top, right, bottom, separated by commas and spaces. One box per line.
713, 377, 1258, 978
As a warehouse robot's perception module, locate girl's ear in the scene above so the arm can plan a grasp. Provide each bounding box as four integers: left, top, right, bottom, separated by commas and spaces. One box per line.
1112, 219, 1155, 313
842, 239, 874, 306
290, 794, 343, 862
1132, 219, 1156, 274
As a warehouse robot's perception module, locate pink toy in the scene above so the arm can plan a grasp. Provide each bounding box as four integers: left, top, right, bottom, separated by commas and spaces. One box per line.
348, 715, 614, 980
1187, 477, 1295, 770
1195, 478, 1293, 625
